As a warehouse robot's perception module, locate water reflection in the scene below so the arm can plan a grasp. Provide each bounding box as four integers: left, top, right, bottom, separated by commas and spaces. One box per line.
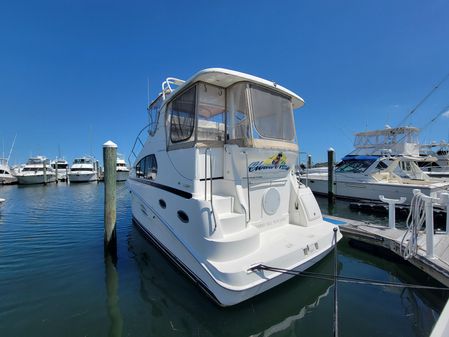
127, 224, 336, 336
105, 250, 123, 337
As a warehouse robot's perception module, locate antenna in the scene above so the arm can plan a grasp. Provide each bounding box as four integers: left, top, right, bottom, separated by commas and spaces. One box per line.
397, 70, 449, 127
7, 134, 17, 163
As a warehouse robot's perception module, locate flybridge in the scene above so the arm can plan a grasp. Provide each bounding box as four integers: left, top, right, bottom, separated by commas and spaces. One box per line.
351, 126, 420, 157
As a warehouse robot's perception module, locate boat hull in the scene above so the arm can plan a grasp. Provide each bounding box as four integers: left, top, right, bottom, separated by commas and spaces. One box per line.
130, 187, 339, 306
68, 172, 97, 183
0, 175, 18, 185
302, 175, 449, 204
116, 170, 129, 182
17, 174, 56, 185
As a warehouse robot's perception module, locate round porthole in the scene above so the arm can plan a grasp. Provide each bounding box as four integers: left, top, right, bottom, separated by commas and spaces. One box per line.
159, 199, 166, 209
177, 210, 189, 223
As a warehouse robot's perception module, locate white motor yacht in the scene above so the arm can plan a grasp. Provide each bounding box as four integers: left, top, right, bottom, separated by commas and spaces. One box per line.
128, 68, 341, 306
302, 127, 449, 204
419, 142, 449, 178
15, 156, 56, 185
116, 154, 130, 182
68, 157, 98, 183
51, 158, 69, 181
0, 158, 18, 185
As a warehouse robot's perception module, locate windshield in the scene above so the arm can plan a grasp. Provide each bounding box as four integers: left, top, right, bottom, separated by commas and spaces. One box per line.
250, 84, 295, 141
335, 159, 376, 173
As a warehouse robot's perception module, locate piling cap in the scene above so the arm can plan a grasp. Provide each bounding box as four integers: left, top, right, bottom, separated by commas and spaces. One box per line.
328, 147, 335, 152
103, 140, 117, 148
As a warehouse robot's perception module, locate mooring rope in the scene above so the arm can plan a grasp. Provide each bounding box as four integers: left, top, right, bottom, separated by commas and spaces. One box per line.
401, 192, 427, 260
250, 264, 449, 291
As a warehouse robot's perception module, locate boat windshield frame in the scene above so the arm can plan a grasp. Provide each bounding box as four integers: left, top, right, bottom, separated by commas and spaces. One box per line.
335, 157, 378, 173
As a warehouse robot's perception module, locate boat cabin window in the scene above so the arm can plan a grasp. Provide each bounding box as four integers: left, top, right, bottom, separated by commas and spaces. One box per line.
197, 83, 225, 142
148, 95, 163, 136
335, 158, 376, 173
169, 86, 196, 143
136, 154, 158, 180
250, 84, 295, 141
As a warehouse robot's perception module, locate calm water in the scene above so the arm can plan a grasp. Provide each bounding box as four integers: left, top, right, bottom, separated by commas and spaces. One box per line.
0, 183, 447, 337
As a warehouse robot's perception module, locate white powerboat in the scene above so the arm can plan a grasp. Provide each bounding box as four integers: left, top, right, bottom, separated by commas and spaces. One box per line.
68, 157, 98, 183
51, 158, 69, 181
419, 142, 449, 178
15, 156, 56, 185
0, 158, 18, 185
116, 154, 130, 182
302, 127, 449, 204
128, 68, 341, 306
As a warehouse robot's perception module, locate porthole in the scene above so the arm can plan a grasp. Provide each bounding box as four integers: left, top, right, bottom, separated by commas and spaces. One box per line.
159, 199, 166, 209
177, 210, 189, 223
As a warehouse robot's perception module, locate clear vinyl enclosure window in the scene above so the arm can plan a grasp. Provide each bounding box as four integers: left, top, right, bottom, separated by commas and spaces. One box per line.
226, 83, 251, 142
197, 83, 225, 142
148, 95, 163, 136
250, 84, 295, 141
169, 86, 196, 143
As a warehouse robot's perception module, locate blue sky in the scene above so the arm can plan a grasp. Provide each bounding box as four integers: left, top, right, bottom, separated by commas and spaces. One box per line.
1, 0, 448, 165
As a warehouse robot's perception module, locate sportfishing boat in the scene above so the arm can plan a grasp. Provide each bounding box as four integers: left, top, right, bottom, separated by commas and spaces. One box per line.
116, 154, 130, 182
302, 127, 449, 204
68, 157, 98, 183
51, 158, 69, 181
15, 156, 56, 185
128, 68, 341, 306
419, 142, 449, 178
0, 158, 18, 185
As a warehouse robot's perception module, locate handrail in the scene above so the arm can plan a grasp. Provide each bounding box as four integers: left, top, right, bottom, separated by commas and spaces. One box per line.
204, 148, 208, 200
242, 151, 251, 221
162, 77, 185, 100
205, 148, 217, 233
128, 124, 151, 166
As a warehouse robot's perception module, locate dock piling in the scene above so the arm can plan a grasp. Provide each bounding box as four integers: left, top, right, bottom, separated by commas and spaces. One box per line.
55, 162, 58, 184
43, 161, 47, 185
328, 148, 335, 203
103, 141, 117, 251
333, 227, 339, 337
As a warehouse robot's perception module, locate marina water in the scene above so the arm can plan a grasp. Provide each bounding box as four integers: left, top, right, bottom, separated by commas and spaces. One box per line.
0, 183, 447, 336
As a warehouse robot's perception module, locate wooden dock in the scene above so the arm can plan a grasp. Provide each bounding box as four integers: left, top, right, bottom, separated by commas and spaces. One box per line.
325, 215, 449, 287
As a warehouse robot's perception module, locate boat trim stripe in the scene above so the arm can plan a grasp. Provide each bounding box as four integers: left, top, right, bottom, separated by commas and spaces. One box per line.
129, 177, 192, 199
199, 176, 224, 182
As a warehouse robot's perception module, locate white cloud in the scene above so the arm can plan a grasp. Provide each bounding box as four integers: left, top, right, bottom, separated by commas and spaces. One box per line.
443, 109, 449, 118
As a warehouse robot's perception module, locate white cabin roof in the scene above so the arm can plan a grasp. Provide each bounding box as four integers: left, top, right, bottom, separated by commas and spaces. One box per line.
167, 68, 305, 109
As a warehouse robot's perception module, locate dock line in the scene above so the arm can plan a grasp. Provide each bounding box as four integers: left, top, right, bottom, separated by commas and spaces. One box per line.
250, 265, 449, 291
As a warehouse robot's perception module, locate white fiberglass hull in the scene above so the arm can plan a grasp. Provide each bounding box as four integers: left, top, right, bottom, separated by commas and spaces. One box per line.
303, 175, 449, 204
0, 174, 17, 185
68, 172, 97, 183
17, 173, 56, 185
130, 184, 340, 306
116, 170, 129, 182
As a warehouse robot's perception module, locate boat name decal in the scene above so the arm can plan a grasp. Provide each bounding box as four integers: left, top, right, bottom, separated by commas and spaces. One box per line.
248, 152, 290, 172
